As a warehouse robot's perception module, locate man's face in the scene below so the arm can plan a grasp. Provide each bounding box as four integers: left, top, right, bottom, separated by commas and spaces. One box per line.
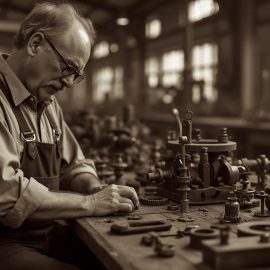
25, 21, 91, 103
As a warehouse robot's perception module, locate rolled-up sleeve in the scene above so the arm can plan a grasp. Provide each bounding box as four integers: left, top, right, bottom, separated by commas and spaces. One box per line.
0, 114, 49, 228
59, 120, 98, 188
1, 177, 48, 228
50, 100, 98, 189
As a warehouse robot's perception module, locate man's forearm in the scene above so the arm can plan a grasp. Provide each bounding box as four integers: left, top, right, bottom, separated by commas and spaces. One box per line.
28, 190, 95, 221
69, 172, 101, 194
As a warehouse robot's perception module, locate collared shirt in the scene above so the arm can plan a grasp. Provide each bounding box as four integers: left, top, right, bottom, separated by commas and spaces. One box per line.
0, 54, 97, 228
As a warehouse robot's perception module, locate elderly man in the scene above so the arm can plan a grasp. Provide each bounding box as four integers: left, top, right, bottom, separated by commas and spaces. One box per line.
0, 2, 139, 270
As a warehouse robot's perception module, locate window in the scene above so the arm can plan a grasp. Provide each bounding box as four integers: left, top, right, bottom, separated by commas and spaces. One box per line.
188, 0, 219, 22
145, 57, 159, 88
161, 50, 184, 88
145, 18, 161, 39
113, 66, 124, 99
93, 41, 110, 59
191, 43, 218, 103
92, 66, 124, 103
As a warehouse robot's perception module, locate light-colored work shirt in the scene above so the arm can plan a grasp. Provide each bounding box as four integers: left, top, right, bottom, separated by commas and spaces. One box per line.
0, 54, 97, 228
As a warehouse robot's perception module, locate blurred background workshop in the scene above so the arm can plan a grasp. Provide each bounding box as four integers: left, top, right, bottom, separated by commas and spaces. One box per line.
1, 0, 270, 270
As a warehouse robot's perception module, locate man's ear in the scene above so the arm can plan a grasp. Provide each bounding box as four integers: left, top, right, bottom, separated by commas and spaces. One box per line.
27, 32, 44, 56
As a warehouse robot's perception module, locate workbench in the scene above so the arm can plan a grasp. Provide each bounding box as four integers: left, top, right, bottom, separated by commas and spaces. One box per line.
73, 202, 270, 270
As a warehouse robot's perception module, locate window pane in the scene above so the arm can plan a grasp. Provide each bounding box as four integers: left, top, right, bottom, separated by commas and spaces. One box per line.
188, 0, 219, 22
193, 68, 203, 81
92, 66, 124, 103
162, 50, 184, 72
145, 57, 159, 74
162, 73, 180, 87
148, 75, 159, 88
192, 84, 201, 103
145, 18, 161, 38
93, 41, 110, 59
191, 42, 218, 103
114, 66, 124, 99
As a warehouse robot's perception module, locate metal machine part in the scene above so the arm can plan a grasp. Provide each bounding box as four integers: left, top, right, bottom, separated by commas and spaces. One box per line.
167, 138, 237, 153
159, 186, 233, 205
237, 221, 270, 237
141, 231, 176, 257
202, 233, 270, 270
235, 155, 270, 191
254, 191, 270, 217
224, 196, 241, 223
265, 194, 270, 211
189, 228, 219, 249
147, 108, 240, 206
139, 195, 169, 206
141, 230, 183, 246
110, 220, 172, 235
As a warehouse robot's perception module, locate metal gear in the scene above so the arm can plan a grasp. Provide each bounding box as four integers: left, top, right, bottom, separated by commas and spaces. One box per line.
140, 195, 168, 206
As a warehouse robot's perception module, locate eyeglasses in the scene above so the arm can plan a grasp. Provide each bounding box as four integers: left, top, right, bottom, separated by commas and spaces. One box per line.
45, 38, 84, 84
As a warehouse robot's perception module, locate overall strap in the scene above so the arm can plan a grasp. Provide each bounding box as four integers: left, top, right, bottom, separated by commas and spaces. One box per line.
0, 77, 36, 142
44, 107, 62, 157
45, 109, 61, 143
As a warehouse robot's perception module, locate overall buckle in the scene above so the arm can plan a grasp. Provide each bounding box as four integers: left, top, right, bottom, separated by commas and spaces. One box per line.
21, 131, 36, 142
53, 129, 61, 142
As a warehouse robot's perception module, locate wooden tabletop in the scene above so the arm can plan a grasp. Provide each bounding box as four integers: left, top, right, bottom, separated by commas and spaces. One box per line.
72, 201, 270, 270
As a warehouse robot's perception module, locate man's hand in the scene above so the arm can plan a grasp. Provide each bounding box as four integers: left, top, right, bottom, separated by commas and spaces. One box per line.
90, 184, 139, 216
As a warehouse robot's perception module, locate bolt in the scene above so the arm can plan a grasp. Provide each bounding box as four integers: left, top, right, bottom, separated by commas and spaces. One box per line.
254, 191, 270, 217
218, 127, 229, 143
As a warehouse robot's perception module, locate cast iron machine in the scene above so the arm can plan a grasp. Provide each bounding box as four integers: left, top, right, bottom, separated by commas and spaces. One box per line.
147, 108, 240, 205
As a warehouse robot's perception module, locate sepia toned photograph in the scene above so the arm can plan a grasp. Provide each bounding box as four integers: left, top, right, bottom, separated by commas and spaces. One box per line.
0, 0, 269, 269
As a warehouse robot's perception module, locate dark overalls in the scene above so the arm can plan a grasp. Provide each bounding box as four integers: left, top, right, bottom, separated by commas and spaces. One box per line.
0, 78, 84, 270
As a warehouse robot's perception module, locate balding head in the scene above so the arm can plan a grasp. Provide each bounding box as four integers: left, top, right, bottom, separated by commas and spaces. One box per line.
14, 2, 96, 49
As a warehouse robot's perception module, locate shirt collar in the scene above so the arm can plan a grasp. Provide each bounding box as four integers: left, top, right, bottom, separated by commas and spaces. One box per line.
0, 54, 31, 107
0, 54, 54, 108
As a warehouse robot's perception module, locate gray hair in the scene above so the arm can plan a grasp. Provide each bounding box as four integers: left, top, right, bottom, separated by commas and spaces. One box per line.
14, 1, 96, 49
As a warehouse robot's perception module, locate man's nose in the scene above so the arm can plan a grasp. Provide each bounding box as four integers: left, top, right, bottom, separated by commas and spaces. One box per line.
61, 74, 75, 88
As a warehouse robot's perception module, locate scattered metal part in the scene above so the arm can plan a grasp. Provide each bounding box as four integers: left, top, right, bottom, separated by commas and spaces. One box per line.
151, 232, 176, 257
190, 228, 219, 249
167, 204, 179, 211
141, 234, 154, 246
184, 225, 199, 234
155, 243, 175, 257
224, 196, 241, 223
198, 208, 208, 212
254, 191, 270, 217
177, 216, 195, 222
141, 229, 184, 247
102, 218, 114, 223
237, 221, 270, 237
202, 233, 270, 270
110, 220, 172, 235
165, 217, 176, 222
127, 214, 143, 220
156, 230, 184, 238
